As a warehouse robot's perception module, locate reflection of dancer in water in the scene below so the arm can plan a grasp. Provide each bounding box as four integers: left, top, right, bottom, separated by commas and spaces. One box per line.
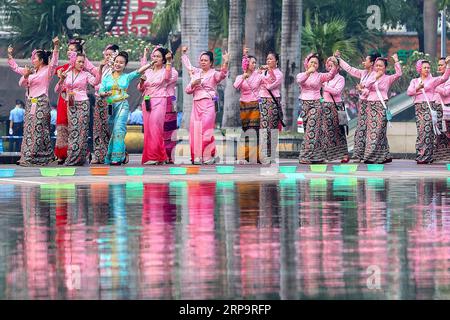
98, 51, 153, 166
141, 183, 176, 299
7, 37, 60, 166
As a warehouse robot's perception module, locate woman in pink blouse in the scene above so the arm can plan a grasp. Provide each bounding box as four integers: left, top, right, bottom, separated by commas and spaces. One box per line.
335, 51, 381, 162
55, 53, 104, 166
140, 46, 179, 164
138, 46, 174, 165
432, 57, 450, 161
297, 53, 338, 164
234, 48, 264, 164
407, 56, 450, 164
322, 57, 349, 163
7, 37, 60, 166
361, 54, 402, 164
258, 52, 284, 164
182, 46, 229, 165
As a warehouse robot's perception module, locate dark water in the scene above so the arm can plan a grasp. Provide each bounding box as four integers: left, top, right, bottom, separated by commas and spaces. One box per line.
0, 177, 449, 300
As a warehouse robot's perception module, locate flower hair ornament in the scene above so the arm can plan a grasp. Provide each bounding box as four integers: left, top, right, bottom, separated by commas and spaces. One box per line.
68, 51, 77, 67
102, 44, 113, 57
242, 55, 250, 72
151, 44, 163, 59
31, 49, 38, 61
416, 59, 425, 74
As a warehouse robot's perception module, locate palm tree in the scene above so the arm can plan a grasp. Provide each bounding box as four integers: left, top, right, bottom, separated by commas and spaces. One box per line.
222, 0, 244, 128
280, 0, 302, 130
255, 0, 275, 64
244, 0, 257, 53
180, 0, 209, 129
424, 0, 438, 58
302, 15, 358, 65
4, 0, 98, 57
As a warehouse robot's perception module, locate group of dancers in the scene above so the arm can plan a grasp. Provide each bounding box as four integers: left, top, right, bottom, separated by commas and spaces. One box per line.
6, 36, 450, 167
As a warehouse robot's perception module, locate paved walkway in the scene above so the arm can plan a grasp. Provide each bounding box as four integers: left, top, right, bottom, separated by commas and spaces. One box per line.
0, 156, 448, 186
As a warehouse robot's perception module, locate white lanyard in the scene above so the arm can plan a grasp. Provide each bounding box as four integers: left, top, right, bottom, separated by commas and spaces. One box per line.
421, 88, 441, 135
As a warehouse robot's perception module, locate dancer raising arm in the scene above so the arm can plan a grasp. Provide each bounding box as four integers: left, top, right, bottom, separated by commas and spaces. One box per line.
98, 51, 154, 166
7, 37, 60, 166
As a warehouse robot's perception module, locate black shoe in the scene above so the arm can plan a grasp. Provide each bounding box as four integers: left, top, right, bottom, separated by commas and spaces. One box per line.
123, 152, 129, 164
110, 161, 122, 166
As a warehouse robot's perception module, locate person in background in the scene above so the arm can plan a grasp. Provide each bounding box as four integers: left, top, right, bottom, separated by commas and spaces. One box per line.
50, 104, 57, 137
128, 104, 143, 125
8, 99, 25, 152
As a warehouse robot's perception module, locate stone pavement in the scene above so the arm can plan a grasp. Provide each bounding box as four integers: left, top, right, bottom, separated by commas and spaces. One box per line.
0, 156, 448, 186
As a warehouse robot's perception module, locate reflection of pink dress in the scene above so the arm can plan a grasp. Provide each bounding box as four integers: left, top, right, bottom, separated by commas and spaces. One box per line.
140, 184, 176, 299
407, 180, 450, 299
240, 184, 280, 297
356, 184, 390, 295
179, 182, 218, 299
22, 187, 58, 299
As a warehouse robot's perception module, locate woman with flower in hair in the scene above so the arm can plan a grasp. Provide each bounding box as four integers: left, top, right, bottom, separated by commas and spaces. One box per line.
7, 37, 60, 166
99, 51, 153, 166
432, 57, 450, 162
334, 50, 381, 162
181, 46, 229, 165
360, 54, 402, 164
138, 45, 174, 165
91, 44, 120, 164
407, 56, 450, 164
55, 53, 104, 166
321, 56, 350, 163
233, 48, 264, 164
297, 53, 338, 164
54, 38, 99, 164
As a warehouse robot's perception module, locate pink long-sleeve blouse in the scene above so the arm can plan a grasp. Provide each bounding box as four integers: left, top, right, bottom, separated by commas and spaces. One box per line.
166, 68, 179, 98
338, 58, 374, 100
182, 55, 227, 101
296, 65, 338, 101
322, 73, 345, 103
234, 71, 264, 102
54, 69, 101, 101
434, 78, 450, 105
8, 50, 59, 98
363, 62, 402, 101
138, 67, 172, 98
407, 67, 450, 103
259, 68, 283, 98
